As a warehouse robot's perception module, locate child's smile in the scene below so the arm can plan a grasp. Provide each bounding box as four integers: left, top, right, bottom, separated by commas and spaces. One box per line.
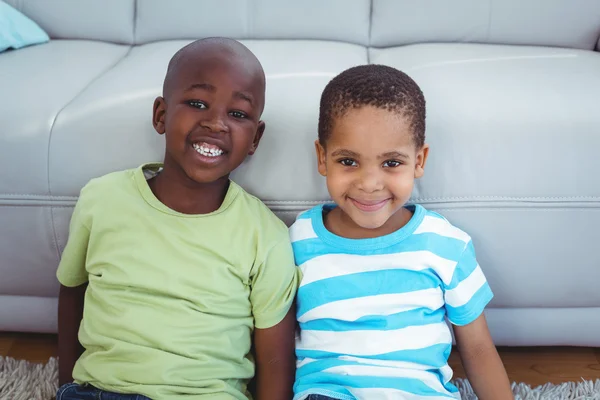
189, 137, 228, 166
348, 197, 392, 212
192, 142, 225, 158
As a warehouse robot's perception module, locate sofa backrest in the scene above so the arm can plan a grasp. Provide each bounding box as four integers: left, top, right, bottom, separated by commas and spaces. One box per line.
371, 0, 600, 50
134, 0, 371, 45
6, 0, 600, 50
4, 0, 135, 44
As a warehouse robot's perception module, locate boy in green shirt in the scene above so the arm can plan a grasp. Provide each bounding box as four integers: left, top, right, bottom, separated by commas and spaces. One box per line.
56, 38, 299, 400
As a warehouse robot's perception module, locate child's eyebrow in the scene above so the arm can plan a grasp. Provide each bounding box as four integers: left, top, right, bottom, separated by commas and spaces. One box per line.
379, 151, 410, 159
234, 91, 254, 106
184, 83, 253, 106
185, 83, 215, 92
331, 149, 360, 158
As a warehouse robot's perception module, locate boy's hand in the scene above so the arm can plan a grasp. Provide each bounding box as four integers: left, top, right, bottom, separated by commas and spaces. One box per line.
253, 304, 296, 400
58, 284, 87, 386
454, 314, 513, 400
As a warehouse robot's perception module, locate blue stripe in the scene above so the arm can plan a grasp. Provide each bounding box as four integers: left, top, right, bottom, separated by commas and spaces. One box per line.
295, 372, 455, 397
300, 307, 446, 331
446, 283, 494, 326
297, 269, 440, 318
296, 343, 452, 369
292, 232, 465, 266
445, 240, 477, 290
294, 384, 354, 400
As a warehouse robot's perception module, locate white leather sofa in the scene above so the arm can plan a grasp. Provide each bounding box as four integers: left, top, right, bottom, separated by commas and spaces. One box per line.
1, 0, 600, 346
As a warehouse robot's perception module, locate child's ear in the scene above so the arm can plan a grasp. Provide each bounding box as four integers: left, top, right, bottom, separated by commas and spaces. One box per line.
414, 143, 429, 179
248, 121, 266, 155
153, 96, 166, 134
315, 140, 327, 177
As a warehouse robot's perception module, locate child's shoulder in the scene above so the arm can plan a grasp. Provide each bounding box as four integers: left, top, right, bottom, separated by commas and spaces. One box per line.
79, 167, 136, 198
233, 183, 289, 235
288, 204, 323, 242
415, 205, 472, 245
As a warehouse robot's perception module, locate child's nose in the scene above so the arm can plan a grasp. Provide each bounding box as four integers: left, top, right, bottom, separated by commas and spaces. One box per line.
356, 169, 384, 193
200, 111, 228, 133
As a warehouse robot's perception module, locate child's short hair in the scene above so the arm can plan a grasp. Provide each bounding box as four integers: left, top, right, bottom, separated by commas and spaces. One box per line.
318, 64, 426, 148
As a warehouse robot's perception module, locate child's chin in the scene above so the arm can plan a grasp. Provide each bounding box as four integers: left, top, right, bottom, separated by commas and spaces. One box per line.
352, 216, 390, 231
186, 169, 229, 184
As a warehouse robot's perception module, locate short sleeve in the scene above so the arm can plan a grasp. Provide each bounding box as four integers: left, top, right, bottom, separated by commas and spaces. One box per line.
250, 238, 300, 329
56, 194, 92, 287
443, 240, 494, 326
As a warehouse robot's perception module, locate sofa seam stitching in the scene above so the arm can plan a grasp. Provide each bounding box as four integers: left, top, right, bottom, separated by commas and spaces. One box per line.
49, 206, 61, 262
486, 0, 493, 41
367, 0, 374, 48
132, 0, 138, 45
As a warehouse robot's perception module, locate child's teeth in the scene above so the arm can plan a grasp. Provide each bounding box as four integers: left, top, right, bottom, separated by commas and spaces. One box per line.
193, 143, 223, 157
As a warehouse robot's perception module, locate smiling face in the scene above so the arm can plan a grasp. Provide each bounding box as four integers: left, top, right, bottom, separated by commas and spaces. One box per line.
317, 106, 429, 237
152, 44, 266, 185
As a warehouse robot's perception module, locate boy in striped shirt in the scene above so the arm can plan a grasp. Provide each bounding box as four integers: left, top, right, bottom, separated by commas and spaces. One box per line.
290, 65, 512, 400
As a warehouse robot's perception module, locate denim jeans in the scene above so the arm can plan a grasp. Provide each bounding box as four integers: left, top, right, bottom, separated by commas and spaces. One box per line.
56, 383, 151, 400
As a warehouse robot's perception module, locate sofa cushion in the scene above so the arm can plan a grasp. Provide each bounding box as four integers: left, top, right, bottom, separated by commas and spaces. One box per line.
0, 40, 129, 195
3, 0, 135, 44
134, 0, 370, 45
0, 206, 59, 297
371, 0, 600, 50
370, 43, 600, 308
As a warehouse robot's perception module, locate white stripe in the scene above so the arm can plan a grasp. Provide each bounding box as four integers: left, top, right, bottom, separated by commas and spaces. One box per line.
298, 288, 444, 323
290, 218, 318, 242
299, 251, 456, 287
445, 265, 486, 308
322, 365, 451, 395
338, 356, 438, 371
350, 387, 458, 400
414, 215, 471, 243
296, 358, 318, 368
440, 364, 454, 384
297, 322, 452, 356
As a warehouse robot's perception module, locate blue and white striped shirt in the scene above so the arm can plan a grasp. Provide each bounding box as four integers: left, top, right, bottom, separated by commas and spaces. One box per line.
290, 204, 493, 400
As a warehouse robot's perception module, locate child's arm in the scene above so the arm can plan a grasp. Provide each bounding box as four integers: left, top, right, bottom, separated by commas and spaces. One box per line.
254, 304, 296, 400
454, 315, 513, 400
58, 284, 87, 386
249, 231, 300, 400
56, 186, 93, 385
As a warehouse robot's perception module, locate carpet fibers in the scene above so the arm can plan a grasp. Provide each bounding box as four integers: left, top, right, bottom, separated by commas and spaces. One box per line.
1, 357, 599, 399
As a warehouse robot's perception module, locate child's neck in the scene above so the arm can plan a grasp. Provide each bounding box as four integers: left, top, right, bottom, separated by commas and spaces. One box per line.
325, 206, 413, 239
148, 165, 229, 215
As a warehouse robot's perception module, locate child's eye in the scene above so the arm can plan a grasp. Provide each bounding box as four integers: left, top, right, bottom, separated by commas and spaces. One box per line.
187, 101, 207, 109
339, 159, 357, 167
383, 160, 402, 168
229, 111, 247, 119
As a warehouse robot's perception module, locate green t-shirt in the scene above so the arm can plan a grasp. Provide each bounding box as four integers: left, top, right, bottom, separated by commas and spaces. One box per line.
57, 163, 299, 399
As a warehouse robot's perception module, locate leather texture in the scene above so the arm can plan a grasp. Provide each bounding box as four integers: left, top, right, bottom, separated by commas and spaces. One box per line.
3, 0, 135, 44
0, 41, 129, 195
1, 1, 600, 346
134, 0, 371, 45
371, 0, 600, 50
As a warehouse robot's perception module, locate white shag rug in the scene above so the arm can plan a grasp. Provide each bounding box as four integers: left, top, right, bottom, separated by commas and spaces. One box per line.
1, 357, 599, 400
